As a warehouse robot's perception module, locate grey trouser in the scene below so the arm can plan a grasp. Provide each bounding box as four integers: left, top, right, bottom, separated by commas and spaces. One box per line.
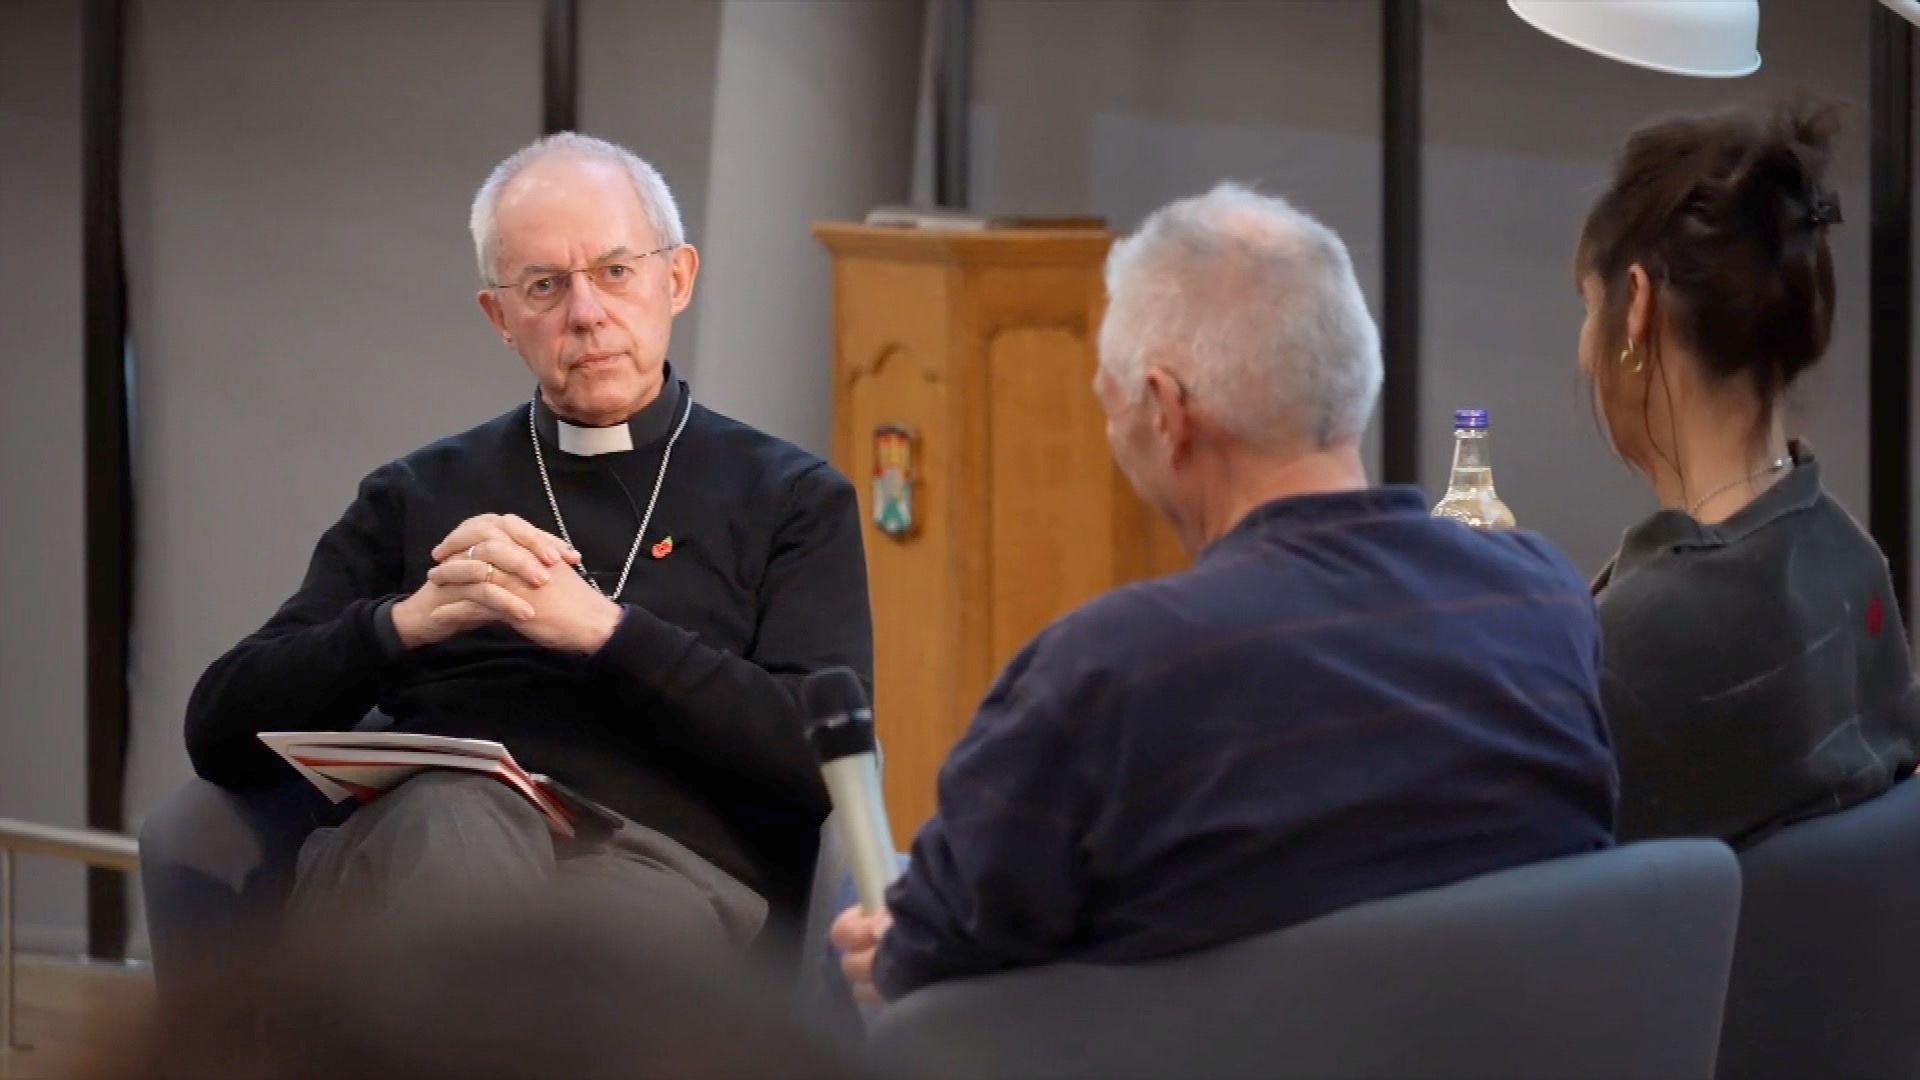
288, 771, 768, 953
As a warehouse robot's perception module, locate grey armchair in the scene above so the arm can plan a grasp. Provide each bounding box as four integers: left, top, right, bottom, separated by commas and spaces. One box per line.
139, 713, 862, 1033
1716, 776, 1920, 1080
869, 840, 1742, 1080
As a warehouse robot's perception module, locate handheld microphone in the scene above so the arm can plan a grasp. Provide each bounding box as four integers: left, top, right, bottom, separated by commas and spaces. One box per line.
802, 667, 900, 913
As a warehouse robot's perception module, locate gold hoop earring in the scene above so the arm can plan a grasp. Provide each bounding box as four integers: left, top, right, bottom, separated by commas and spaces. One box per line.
1620, 342, 1644, 374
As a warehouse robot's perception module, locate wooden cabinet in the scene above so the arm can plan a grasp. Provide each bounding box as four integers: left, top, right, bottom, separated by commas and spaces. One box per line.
814, 223, 1186, 836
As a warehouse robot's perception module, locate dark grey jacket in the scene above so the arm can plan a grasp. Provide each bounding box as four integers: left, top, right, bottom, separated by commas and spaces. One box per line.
1594, 445, 1920, 846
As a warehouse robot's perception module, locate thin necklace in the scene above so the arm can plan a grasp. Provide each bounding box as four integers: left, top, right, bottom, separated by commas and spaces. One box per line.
1688, 455, 1791, 518
528, 391, 691, 601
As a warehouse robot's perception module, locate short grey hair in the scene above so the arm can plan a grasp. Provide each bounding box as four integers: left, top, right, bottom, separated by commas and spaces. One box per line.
1099, 183, 1381, 451
468, 132, 685, 283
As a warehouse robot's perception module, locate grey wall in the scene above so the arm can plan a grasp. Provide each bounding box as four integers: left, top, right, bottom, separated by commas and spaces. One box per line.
969, 0, 1875, 578
1422, 0, 1873, 575
0, 0, 87, 955
968, 0, 1384, 470
691, 0, 923, 456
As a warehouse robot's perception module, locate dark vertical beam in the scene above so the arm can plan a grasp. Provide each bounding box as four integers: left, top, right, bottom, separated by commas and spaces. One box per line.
1871, 3, 1914, 622
81, 0, 131, 962
1381, 0, 1422, 485
542, 0, 578, 134
933, 0, 973, 208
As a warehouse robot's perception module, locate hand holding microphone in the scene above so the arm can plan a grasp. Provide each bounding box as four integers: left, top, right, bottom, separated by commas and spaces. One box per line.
802, 666, 900, 913
804, 667, 901, 1005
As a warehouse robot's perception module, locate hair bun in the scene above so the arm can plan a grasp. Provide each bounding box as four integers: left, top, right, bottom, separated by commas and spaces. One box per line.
1751, 101, 1842, 238
1578, 100, 1843, 415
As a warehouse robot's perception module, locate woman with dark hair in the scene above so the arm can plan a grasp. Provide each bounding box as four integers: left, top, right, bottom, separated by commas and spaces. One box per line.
1579, 103, 1919, 845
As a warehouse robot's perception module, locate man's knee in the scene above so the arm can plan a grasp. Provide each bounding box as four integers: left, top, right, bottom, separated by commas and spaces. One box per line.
377, 771, 545, 833
293, 772, 554, 905
556, 856, 738, 957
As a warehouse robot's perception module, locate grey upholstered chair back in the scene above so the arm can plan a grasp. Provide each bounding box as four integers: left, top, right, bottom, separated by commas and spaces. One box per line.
1716, 776, 1920, 1080
868, 840, 1741, 1080
139, 708, 404, 982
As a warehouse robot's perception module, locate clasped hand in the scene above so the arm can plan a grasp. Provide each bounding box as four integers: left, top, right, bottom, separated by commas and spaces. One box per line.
391, 513, 622, 654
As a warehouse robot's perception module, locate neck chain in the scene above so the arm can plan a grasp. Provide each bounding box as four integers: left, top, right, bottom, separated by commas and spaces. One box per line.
1687, 455, 1791, 518
528, 392, 691, 601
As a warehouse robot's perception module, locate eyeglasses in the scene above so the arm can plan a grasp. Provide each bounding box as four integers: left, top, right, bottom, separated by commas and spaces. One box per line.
488, 245, 677, 312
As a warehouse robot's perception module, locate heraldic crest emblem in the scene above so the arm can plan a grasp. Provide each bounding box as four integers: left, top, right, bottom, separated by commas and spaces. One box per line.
872, 424, 915, 539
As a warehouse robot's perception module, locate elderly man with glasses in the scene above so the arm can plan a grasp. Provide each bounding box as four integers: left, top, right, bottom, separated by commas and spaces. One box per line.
183, 134, 873, 962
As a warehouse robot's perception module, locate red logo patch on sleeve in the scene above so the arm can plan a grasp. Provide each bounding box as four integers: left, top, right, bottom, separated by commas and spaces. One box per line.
1867, 595, 1885, 637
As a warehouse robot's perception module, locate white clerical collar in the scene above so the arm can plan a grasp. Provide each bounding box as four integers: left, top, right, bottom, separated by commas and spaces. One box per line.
532, 372, 684, 457
557, 417, 633, 456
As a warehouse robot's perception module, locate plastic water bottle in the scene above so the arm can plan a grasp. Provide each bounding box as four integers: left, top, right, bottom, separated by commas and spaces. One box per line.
1432, 408, 1516, 529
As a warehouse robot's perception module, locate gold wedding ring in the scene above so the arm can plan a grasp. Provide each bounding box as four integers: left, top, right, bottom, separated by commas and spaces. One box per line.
461, 542, 494, 583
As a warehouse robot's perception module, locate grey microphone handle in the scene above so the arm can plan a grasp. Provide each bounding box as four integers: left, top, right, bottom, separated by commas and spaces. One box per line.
821, 754, 899, 912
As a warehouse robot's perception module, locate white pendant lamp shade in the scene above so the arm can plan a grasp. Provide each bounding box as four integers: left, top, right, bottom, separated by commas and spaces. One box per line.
1507, 1, 1761, 78
1883, 0, 1920, 28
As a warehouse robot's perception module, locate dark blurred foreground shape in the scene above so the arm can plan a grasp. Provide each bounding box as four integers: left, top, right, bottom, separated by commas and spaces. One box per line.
78, 886, 872, 1080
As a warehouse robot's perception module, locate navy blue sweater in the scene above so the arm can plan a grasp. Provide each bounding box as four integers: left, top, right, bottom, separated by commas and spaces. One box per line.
876, 487, 1618, 999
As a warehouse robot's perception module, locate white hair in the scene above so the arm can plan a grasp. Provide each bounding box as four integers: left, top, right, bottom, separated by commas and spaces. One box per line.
468, 132, 685, 283
1099, 183, 1382, 451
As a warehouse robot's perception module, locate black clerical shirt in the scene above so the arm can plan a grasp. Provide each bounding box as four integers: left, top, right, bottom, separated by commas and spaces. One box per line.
185, 375, 874, 914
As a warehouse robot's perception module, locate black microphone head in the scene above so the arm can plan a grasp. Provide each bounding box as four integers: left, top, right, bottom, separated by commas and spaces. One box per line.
801, 667, 875, 762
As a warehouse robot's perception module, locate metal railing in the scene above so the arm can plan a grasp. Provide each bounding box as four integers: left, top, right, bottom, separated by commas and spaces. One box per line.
0, 819, 139, 1054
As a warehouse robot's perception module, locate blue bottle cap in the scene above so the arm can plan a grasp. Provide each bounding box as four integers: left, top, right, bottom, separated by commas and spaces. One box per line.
1453, 408, 1488, 430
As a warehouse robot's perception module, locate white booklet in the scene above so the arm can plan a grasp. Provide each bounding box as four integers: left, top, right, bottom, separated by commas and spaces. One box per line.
259, 731, 578, 838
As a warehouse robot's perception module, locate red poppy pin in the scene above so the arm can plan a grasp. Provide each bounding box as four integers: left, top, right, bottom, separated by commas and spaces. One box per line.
650, 536, 675, 560
1867, 595, 1885, 637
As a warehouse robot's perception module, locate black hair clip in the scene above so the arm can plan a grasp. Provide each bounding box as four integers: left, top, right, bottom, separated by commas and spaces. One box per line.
1810, 197, 1842, 227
